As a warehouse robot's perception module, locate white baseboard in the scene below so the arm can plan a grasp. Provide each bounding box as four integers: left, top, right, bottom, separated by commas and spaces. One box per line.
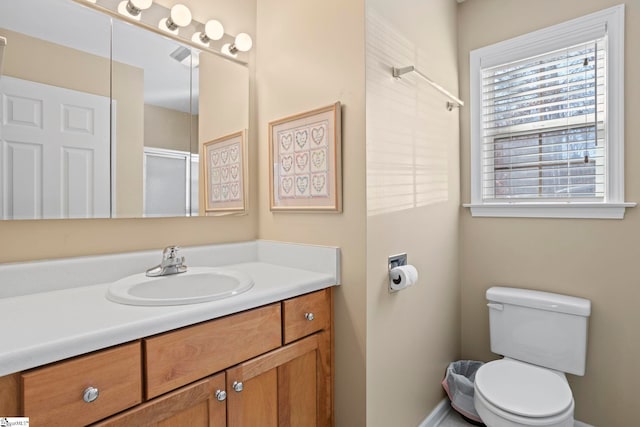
418, 398, 450, 427
418, 399, 594, 427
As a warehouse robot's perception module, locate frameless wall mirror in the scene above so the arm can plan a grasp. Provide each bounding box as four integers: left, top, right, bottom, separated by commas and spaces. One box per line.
0, 0, 250, 219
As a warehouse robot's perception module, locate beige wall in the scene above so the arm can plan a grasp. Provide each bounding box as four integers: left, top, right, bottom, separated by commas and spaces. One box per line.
458, 1, 640, 426
199, 52, 249, 144
365, 0, 460, 425
113, 62, 145, 217
144, 104, 193, 153
0, 28, 110, 97
255, 0, 367, 425
199, 51, 250, 215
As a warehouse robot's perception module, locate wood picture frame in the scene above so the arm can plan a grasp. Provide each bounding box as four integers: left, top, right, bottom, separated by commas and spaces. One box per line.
203, 130, 246, 213
269, 102, 342, 212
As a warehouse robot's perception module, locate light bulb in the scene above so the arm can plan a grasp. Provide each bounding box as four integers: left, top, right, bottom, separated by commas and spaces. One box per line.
169, 4, 192, 27
117, 0, 152, 20
234, 33, 252, 52
204, 20, 224, 41
192, 20, 224, 46
129, 0, 152, 12
159, 4, 192, 34
222, 33, 252, 57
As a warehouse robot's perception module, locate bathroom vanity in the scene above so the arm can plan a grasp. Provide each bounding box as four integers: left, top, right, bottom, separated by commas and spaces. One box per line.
0, 241, 339, 426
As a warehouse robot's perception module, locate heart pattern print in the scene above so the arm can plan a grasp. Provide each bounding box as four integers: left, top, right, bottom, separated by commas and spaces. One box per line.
270, 102, 340, 211
208, 140, 242, 203
278, 120, 329, 198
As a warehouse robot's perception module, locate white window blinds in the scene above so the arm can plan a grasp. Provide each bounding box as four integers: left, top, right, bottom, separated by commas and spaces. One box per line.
481, 38, 606, 200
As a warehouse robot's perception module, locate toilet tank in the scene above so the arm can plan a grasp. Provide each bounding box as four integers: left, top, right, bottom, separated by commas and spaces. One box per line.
486, 287, 591, 376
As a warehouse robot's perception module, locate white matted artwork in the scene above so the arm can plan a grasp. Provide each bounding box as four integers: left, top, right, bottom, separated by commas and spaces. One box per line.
203, 130, 246, 213
269, 102, 342, 211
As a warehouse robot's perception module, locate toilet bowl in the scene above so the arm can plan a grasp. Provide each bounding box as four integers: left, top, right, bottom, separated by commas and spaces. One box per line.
473, 359, 574, 427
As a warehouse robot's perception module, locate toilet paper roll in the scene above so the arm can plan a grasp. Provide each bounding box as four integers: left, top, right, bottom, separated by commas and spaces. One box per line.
389, 265, 418, 291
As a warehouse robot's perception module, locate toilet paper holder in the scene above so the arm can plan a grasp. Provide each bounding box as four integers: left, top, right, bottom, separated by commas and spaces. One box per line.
388, 253, 407, 293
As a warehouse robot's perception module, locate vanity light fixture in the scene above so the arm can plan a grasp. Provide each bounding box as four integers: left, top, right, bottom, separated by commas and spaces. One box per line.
191, 19, 224, 47
159, 4, 192, 35
117, 0, 152, 21
221, 32, 252, 57
82, 0, 251, 63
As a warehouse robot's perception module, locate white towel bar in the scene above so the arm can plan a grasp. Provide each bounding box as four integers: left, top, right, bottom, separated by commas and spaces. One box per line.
392, 65, 464, 111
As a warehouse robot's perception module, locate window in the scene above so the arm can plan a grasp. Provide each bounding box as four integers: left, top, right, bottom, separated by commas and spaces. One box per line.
493, 126, 599, 199
466, 5, 634, 219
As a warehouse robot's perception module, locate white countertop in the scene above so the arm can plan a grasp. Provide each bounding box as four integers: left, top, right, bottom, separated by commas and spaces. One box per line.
0, 241, 340, 376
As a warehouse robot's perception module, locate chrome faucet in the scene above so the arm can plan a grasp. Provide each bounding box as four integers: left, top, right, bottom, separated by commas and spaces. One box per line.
146, 246, 187, 277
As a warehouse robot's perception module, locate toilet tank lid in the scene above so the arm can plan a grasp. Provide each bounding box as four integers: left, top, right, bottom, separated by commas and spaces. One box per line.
486, 287, 591, 316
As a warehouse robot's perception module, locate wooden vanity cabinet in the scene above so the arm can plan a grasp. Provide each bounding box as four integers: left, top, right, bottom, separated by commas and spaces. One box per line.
280, 288, 333, 427
226, 331, 331, 427
283, 288, 331, 344
144, 304, 283, 399
0, 288, 333, 427
92, 373, 227, 427
21, 342, 143, 427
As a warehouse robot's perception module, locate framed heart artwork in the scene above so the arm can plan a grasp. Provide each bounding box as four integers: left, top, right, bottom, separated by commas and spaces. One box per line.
269, 102, 342, 212
203, 130, 247, 214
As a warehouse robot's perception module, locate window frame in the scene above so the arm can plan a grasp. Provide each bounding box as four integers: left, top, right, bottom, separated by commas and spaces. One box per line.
465, 5, 634, 219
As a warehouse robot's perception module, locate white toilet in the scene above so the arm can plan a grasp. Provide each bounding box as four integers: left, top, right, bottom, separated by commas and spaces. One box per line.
473, 287, 591, 427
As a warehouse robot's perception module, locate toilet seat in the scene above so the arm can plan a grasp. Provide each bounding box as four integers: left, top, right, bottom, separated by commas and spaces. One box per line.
475, 359, 573, 418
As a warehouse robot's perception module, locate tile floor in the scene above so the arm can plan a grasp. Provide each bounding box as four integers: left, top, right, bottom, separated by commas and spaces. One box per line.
436, 407, 589, 427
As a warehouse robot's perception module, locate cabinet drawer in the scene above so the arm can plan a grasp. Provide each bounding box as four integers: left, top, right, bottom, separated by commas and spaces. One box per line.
145, 303, 282, 399
91, 373, 226, 427
22, 342, 142, 427
283, 289, 331, 344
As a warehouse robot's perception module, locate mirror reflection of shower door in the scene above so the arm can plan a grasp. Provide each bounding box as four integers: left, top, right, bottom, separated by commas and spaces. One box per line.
143, 148, 195, 217
0, 76, 110, 219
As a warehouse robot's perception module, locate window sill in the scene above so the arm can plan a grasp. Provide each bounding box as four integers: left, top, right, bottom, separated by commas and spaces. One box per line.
463, 202, 637, 219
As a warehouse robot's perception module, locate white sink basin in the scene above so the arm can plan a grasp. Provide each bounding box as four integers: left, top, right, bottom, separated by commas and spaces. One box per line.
106, 267, 254, 306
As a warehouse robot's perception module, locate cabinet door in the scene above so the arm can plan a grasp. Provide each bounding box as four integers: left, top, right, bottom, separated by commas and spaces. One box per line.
278, 346, 317, 427
226, 334, 325, 427
92, 373, 226, 427
227, 367, 278, 427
